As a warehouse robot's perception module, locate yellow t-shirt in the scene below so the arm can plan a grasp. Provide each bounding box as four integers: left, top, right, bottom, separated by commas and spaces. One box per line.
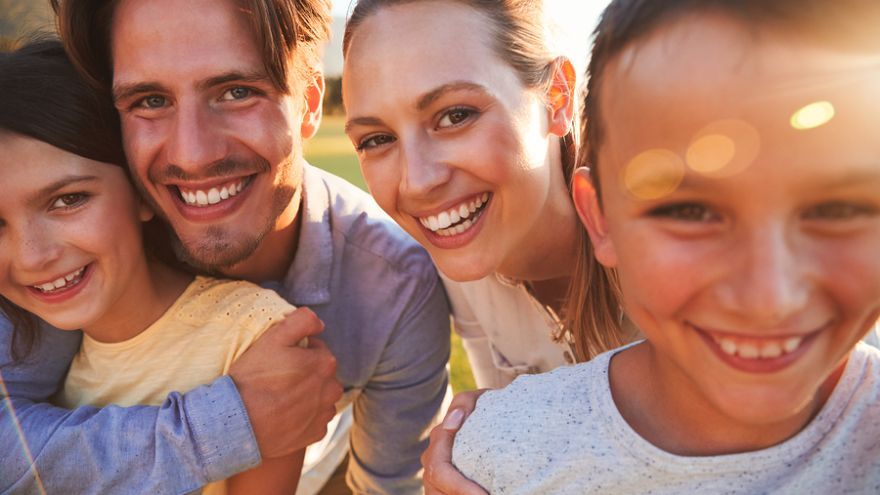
58, 276, 296, 494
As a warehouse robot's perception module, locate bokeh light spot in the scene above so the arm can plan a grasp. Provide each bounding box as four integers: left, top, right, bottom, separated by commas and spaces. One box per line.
622, 149, 684, 200
686, 119, 760, 178
686, 134, 736, 174
791, 101, 835, 130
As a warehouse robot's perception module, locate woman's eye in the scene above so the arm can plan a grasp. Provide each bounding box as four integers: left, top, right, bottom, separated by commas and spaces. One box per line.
51, 193, 88, 210
648, 203, 719, 222
437, 108, 476, 129
221, 87, 253, 101
804, 202, 877, 220
356, 134, 396, 151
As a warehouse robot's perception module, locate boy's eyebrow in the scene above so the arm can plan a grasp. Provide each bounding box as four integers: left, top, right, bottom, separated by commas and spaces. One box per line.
31, 175, 99, 204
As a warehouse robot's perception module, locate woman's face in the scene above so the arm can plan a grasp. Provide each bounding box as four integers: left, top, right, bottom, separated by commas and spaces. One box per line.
343, 1, 572, 281
0, 133, 153, 335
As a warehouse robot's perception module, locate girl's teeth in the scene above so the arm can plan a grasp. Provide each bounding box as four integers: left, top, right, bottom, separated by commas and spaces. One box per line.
760, 342, 783, 359
783, 337, 803, 353
712, 334, 805, 360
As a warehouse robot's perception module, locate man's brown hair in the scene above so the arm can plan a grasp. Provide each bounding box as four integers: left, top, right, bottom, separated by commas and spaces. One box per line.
51, 0, 332, 93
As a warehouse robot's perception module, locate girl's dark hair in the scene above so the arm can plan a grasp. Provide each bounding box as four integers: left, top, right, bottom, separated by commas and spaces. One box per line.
0, 38, 174, 360
569, 0, 880, 360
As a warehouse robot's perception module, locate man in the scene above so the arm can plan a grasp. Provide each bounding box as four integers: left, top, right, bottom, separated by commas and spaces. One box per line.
0, 0, 451, 493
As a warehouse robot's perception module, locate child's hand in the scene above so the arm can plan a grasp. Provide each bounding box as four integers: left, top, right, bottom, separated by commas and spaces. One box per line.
229, 307, 343, 459
422, 389, 490, 495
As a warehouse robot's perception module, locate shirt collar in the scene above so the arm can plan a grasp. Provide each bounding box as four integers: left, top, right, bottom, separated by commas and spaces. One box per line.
282, 164, 334, 306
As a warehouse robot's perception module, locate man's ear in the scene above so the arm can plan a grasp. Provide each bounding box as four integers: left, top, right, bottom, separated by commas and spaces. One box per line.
572, 167, 618, 268
138, 200, 155, 223
300, 72, 325, 140
546, 57, 577, 138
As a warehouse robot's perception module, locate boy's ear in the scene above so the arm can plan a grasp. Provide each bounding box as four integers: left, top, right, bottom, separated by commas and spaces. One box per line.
300, 72, 325, 140
572, 167, 618, 268
546, 57, 576, 138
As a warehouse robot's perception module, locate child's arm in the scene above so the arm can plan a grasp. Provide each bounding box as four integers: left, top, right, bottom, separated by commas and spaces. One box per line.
226, 448, 306, 495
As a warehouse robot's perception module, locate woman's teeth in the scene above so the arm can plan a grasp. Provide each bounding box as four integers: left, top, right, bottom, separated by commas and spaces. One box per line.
179, 179, 246, 207
33, 266, 86, 293
419, 193, 490, 235
712, 334, 804, 359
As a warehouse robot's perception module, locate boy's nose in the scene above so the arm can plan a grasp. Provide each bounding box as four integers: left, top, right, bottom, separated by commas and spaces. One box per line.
716, 224, 811, 325
165, 103, 228, 176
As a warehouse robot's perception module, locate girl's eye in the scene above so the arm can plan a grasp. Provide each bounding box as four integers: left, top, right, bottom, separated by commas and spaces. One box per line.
803, 202, 877, 220
51, 193, 89, 210
648, 203, 719, 222
437, 108, 477, 129
221, 87, 253, 101
356, 134, 396, 151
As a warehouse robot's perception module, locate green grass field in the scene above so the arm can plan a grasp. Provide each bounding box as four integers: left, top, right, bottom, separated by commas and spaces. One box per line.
305, 115, 476, 394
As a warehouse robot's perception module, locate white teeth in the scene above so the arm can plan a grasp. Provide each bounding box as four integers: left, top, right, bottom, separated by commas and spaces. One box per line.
33, 266, 86, 293
711, 333, 805, 360
419, 193, 491, 235
179, 179, 246, 207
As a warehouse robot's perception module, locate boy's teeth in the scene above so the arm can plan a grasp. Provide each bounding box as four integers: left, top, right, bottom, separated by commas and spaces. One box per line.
420, 193, 490, 234
180, 179, 245, 207
713, 334, 804, 360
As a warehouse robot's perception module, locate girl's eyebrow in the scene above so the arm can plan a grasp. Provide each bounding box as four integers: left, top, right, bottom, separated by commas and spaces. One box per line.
30, 175, 99, 204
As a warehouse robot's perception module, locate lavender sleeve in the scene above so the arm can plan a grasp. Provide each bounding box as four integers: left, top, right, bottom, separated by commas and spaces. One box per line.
0, 317, 260, 494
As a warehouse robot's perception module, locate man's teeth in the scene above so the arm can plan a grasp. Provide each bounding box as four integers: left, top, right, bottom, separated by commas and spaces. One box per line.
419, 193, 490, 234
180, 179, 245, 207
33, 266, 86, 293
714, 335, 804, 359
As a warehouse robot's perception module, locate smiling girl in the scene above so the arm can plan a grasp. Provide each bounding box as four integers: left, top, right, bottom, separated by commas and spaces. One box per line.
0, 40, 303, 495
450, 0, 880, 493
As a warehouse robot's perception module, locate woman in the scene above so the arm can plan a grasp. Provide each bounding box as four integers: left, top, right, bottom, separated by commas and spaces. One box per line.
341, 0, 624, 391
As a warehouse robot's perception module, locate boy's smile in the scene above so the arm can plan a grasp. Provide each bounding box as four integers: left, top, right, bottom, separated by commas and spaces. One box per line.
578, 12, 880, 453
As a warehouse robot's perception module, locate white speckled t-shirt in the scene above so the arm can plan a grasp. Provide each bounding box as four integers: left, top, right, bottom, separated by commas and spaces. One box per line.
453, 342, 880, 494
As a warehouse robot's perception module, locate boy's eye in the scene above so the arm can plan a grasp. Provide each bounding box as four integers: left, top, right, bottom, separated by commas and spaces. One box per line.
221, 87, 253, 101
648, 203, 719, 222
51, 193, 89, 210
356, 134, 396, 151
803, 202, 877, 220
437, 108, 477, 129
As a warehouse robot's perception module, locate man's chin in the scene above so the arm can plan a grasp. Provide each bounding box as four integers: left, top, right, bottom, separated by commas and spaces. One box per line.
172, 231, 262, 273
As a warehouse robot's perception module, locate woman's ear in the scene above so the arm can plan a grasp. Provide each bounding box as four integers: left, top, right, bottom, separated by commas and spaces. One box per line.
572, 167, 618, 268
300, 73, 325, 140
546, 57, 577, 138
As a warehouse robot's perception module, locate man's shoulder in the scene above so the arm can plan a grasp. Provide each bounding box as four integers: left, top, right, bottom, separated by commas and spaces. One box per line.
311, 167, 436, 279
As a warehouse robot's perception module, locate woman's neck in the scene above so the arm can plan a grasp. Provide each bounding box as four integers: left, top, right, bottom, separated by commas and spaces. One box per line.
84, 259, 192, 343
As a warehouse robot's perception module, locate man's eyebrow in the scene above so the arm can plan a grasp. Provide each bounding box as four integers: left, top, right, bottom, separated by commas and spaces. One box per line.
345, 82, 490, 133
198, 70, 272, 92
31, 175, 99, 204
113, 82, 164, 104
416, 81, 488, 111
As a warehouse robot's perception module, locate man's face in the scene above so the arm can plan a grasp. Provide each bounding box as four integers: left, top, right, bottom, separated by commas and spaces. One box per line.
111, 0, 318, 272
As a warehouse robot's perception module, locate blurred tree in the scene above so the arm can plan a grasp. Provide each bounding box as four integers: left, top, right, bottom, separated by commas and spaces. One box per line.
323, 76, 344, 116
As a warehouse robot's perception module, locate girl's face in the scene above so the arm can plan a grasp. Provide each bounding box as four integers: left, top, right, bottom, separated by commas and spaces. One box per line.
343, 1, 574, 281
577, 15, 880, 427
0, 133, 153, 335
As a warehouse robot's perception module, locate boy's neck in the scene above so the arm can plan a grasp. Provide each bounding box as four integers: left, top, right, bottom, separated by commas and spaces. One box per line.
608, 342, 847, 456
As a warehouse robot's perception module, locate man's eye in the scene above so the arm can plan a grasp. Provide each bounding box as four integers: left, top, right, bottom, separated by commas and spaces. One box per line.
221, 87, 253, 101
804, 202, 877, 220
51, 193, 89, 210
437, 108, 477, 129
356, 134, 396, 151
138, 95, 167, 109
648, 203, 719, 222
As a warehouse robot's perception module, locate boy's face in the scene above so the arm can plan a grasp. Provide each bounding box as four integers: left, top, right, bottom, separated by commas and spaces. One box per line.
582, 13, 880, 426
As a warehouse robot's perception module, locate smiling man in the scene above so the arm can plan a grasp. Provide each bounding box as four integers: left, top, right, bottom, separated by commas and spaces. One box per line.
0, 0, 450, 493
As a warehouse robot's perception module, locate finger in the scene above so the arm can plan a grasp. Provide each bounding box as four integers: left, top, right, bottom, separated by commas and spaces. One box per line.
267, 308, 325, 346
423, 426, 487, 495
445, 389, 489, 418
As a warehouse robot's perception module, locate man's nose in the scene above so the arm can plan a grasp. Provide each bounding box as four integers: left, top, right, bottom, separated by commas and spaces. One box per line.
166, 101, 228, 175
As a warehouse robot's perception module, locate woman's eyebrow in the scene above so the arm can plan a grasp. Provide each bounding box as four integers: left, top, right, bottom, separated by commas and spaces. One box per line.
415, 81, 489, 111
30, 175, 99, 204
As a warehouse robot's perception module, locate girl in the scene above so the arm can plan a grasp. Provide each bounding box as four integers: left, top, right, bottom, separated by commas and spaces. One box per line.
0, 39, 303, 495
341, 0, 626, 391
451, 0, 880, 492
